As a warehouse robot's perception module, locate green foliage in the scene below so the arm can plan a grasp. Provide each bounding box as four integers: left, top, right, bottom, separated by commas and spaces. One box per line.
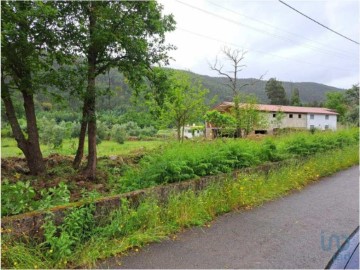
271, 110, 286, 129
159, 71, 209, 141
325, 92, 347, 121
238, 96, 268, 136
204, 110, 235, 128
1, 180, 36, 216
290, 88, 301, 106
265, 78, 288, 105
3, 145, 358, 269
38, 182, 71, 210
1, 181, 71, 217
42, 204, 95, 267
38, 117, 69, 148
119, 128, 358, 192
344, 84, 359, 126
111, 124, 127, 144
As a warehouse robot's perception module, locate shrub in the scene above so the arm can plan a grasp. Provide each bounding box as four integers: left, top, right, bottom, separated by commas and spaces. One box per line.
38, 117, 67, 148
1, 180, 36, 216
111, 124, 127, 144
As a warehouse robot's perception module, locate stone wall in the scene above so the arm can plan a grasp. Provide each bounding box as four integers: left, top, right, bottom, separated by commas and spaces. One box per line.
2, 160, 294, 239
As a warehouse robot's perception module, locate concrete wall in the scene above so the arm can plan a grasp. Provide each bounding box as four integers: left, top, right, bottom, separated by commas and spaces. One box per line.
267, 112, 307, 130
307, 114, 337, 130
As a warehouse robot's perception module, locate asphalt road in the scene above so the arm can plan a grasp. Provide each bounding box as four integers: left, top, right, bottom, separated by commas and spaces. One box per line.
98, 166, 359, 269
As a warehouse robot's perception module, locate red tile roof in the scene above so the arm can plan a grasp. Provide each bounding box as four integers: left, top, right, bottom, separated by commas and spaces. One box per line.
213, 102, 338, 115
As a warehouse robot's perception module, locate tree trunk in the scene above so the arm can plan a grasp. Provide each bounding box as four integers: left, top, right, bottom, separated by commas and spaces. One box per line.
83, 3, 97, 180
72, 105, 88, 169
2, 82, 46, 175
176, 125, 181, 142
181, 124, 185, 142
22, 90, 46, 174
234, 95, 242, 138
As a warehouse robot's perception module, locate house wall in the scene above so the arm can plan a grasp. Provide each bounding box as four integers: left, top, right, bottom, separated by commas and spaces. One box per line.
307, 114, 337, 130
267, 112, 307, 130
182, 127, 204, 139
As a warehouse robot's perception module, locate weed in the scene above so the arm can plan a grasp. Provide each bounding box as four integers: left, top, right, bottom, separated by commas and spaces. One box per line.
2, 145, 358, 269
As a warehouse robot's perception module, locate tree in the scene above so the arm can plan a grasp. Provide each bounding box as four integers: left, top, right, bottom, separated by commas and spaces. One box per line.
344, 84, 359, 125
1, 2, 66, 175
159, 71, 209, 142
210, 47, 263, 138
290, 88, 301, 106
271, 109, 286, 129
239, 96, 268, 137
60, 2, 175, 179
325, 92, 347, 122
204, 110, 235, 137
265, 78, 288, 105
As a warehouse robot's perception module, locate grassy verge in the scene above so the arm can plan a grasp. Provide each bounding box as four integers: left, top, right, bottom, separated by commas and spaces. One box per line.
1, 137, 164, 158
2, 145, 358, 269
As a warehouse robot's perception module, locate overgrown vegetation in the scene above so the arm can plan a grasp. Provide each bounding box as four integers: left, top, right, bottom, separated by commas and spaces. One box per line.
2, 128, 358, 217
118, 128, 358, 192
2, 145, 358, 269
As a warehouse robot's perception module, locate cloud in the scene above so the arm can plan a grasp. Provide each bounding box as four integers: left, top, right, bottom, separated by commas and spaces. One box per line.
159, 0, 359, 88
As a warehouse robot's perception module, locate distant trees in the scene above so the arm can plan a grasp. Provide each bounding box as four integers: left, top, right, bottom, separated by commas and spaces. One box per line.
325, 84, 359, 125
325, 92, 347, 122
290, 88, 301, 106
344, 84, 359, 126
265, 78, 288, 105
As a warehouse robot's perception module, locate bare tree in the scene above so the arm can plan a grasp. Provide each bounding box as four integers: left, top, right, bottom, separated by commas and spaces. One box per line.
209, 46, 264, 138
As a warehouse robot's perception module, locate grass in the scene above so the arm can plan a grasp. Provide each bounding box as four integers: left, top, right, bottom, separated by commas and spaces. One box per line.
118, 128, 359, 192
1, 137, 164, 158
2, 145, 359, 269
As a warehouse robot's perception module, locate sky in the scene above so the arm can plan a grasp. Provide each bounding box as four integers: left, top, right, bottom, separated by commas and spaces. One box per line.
158, 0, 360, 89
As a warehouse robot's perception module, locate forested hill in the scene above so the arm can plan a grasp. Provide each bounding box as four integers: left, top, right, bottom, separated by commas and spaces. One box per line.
93, 68, 346, 111
35, 68, 346, 113
182, 70, 345, 105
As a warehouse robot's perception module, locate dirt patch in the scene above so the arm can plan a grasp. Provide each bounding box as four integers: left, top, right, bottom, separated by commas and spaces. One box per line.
1, 153, 143, 205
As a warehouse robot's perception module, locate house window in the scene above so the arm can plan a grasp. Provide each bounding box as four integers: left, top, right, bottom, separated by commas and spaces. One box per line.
310, 114, 314, 119
310, 125, 314, 129
325, 125, 329, 130
325, 115, 329, 120
273, 113, 276, 118
289, 114, 293, 118
298, 114, 301, 118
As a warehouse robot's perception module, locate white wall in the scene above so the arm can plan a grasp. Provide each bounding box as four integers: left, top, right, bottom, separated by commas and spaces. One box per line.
183, 127, 204, 139
306, 114, 337, 130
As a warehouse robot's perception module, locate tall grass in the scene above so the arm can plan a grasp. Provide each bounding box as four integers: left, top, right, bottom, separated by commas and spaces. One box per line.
119, 128, 359, 192
2, 144, 358, 269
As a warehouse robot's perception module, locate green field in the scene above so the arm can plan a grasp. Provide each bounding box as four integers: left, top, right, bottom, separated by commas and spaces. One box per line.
1, 137, 165, 158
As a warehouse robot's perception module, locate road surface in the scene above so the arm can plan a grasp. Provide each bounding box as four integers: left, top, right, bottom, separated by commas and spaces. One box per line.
98, 166, 359, 269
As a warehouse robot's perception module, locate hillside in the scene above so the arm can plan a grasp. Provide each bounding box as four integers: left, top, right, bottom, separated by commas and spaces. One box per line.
33, 68, 346, 113
184, 70, 345, 105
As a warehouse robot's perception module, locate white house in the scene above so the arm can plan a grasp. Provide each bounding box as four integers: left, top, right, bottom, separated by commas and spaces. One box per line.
205, 102, 338, 138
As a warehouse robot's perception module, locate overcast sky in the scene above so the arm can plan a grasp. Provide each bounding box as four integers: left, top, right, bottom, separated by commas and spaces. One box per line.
158, 0, 359, 89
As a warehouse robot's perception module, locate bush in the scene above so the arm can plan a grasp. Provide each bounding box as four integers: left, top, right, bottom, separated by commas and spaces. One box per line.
120, 121, 141, 137
97, 120, 110, 140
1, 180, 36, 216
38, 118, 67, 148
111, 124, 127, 144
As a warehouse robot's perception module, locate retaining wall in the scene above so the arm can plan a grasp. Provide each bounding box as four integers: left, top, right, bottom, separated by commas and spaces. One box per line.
2, 160, 294, 239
